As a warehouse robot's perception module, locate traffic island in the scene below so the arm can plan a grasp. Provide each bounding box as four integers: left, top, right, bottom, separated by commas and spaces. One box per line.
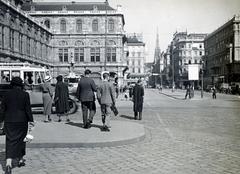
0, 120, 145, 148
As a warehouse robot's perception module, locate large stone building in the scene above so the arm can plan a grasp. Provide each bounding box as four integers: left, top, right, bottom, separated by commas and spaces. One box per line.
22, 1, 127, 83
125, 33, 146, 84
171, 31, 207, 88
204, 15, 240, 89
0, 0, 52, 67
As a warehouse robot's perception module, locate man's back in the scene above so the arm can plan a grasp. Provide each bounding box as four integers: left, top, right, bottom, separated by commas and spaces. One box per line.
98, 81, 115, 105
76, 76, 97, 102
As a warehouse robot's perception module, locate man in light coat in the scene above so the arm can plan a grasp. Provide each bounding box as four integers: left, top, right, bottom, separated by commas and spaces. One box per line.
97, 72, 116, 131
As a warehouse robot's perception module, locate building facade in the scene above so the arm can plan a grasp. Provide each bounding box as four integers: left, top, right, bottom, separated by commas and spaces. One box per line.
0, 0, 52, 68
22, 1, 126, 83
204, 15, 240, 89
125, 33, 146, 83
171, 32, 207, 88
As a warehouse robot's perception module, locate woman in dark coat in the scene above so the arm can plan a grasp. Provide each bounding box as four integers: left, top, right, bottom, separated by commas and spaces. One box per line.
0, 77, 34, 174
54, 75, 70, 122
132, 79, 144, 120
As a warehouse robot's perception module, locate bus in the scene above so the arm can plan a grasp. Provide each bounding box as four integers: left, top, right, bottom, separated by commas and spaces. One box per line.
0, 63, 78, 115
0, 63, 51, 85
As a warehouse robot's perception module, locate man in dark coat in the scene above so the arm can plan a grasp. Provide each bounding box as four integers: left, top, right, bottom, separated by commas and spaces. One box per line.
54, 75, 70, 122
76, 69, 97, 129
132, 79, 144, 120
0, 77, 34, 174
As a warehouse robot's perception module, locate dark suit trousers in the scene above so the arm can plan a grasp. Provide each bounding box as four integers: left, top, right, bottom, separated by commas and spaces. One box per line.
81, 101, 96, 126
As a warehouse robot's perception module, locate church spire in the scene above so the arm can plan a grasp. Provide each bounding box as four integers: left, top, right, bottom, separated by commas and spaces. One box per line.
154, 28, 161, 63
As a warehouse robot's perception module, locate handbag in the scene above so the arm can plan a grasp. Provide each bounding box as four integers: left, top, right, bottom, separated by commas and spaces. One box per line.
110, 104, 119, 116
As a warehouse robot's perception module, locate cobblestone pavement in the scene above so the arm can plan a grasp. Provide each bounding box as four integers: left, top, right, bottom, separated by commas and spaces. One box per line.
0, 89, 240, 174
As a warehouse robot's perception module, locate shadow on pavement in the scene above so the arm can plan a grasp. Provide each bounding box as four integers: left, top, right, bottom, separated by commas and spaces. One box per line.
119, 115, 135, 120
0, 151, 5, 171
65, 122, 103, 130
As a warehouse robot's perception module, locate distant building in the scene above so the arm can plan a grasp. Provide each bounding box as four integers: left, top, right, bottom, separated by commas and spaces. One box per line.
162, 45, 171, 86
0, 0, 52, 67
125, 33, 146, 84
171, 31, 207, 88
21, 1, 127, 83
204, 15, 240, 89
150, 31, 164, 88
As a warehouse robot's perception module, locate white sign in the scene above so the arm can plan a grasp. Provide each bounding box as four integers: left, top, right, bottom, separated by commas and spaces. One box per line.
188, 64, 199, 80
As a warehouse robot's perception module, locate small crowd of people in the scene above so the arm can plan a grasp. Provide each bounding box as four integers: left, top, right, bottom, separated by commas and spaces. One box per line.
0, 69, 145, 173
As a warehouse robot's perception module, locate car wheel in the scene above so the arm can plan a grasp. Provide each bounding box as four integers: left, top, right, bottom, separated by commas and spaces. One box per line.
68, 98, 78, 115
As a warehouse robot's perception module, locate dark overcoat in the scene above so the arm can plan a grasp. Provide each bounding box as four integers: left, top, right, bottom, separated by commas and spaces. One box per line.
0, 87, 33, 159
132, 84, 144, 112
76, 76, 97, 102
54, 81, 70, 114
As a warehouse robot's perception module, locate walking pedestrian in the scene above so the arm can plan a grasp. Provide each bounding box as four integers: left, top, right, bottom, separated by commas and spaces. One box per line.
41, 76, 53, 122
97, 72, 116, 131
185, 85, 191, 99
0, 77, 34, 174
212, 85, 217, 99
54, 75, 70, 122
76, 69, 97, 129
132, 79, 144, 120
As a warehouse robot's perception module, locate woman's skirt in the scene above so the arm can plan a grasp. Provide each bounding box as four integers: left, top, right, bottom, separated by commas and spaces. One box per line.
43, 93, 53, 115
4, 122, 28, 159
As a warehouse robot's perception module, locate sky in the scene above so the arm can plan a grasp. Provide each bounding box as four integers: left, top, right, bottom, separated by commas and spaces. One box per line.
37, 0, 240, 62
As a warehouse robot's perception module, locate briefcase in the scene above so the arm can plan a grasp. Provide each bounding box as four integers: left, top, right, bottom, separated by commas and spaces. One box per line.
110, 104, 119, 116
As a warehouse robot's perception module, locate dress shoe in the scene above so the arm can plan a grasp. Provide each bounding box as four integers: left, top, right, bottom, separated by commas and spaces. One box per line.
83, 124, 90, 129
18, 158, 26, 167
5, 165, 11, 174
102, 126, 110, 132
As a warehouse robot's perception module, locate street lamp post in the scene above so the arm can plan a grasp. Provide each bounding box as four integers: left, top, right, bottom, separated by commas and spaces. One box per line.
171, 45, 175, 92
200, 60, 204, 98
104, 0, 108, 71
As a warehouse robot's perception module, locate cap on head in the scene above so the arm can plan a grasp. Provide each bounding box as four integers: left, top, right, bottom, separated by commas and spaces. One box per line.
84, 69, 91, 75
44, 76, 51, 82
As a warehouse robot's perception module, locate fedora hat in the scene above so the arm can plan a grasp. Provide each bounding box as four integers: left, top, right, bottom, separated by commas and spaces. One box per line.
11, 77, 23, 86
44, 75, 51, 82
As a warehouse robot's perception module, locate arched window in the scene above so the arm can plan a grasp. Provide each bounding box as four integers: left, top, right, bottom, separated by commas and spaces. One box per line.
107, 40, 116, 62
44, 19, 50, 28
92, 19, 98, 32
60, 19, 66, 33
90, 40, 100, 62
108, 19, 114, 32
76, 19, 82, 33
74, 40, 84, 62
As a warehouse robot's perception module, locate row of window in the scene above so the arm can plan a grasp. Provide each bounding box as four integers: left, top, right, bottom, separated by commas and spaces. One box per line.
179, 50, 203, 57
127, 60, 142, 66
0, 25, 49, 59
58, 48, 116, 63
129, 52, 142, 57
45, 18, 115, 33
130, 68, 142, 73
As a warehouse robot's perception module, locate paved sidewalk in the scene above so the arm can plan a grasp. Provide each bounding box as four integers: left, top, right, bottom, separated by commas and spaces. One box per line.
0, 120, 145, 148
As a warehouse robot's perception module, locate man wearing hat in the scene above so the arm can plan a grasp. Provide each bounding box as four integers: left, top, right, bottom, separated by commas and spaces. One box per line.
97, 72, 116, 131
0, 77, 34, 173
76, 69, 97, 129
41, 75, 53, 122
132, 79, 144, 120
